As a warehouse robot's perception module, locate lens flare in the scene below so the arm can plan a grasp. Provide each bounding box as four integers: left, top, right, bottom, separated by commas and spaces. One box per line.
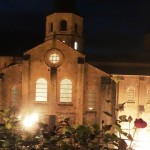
22, 113, 39, 128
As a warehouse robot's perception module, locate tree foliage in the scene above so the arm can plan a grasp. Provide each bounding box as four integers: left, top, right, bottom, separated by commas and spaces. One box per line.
0, 105, 136, 150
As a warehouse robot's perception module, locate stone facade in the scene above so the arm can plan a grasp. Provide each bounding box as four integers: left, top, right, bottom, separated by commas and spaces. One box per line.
113, 75, 150, 149
2, 6, 150, 149
0, 11, 114, 125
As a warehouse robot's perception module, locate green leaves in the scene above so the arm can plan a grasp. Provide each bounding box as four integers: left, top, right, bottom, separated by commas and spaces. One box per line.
119, 115, 128, 122
0, 106, 135, 150
128, 116, 133, 123
113, 123, 122, 133
103, 111, 112, 117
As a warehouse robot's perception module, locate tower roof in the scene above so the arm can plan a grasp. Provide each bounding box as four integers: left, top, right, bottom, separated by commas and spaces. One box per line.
53, 0, 78, 14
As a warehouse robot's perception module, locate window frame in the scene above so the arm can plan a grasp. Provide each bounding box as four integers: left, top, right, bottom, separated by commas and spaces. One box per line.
49, 22, 53, 32
59, 78, 73, 104
60, 20, 67, 31
127, 86, 135, 103
35, 78, 48, 102
44, 49, 64, 67
74, 23, 78, 33
87, 86, 96, 111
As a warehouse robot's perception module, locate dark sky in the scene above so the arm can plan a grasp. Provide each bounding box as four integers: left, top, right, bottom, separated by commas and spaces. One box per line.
1, 0, 150, 59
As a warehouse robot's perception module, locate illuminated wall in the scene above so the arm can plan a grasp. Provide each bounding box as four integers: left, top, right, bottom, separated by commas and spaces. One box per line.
113, 75, 150, 149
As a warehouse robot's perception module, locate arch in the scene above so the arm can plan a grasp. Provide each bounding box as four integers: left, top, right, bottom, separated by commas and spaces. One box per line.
127, 86, 135, 102
60, 20, 67, 31
36, 78, 47, 101
60, 79, 72, 102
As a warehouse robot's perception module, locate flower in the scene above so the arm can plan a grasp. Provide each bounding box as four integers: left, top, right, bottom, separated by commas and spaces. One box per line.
134, 118, 147, 128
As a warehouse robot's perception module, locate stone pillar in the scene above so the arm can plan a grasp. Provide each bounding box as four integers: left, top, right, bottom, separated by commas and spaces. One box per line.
50, 68, 57, 116
101, 76, 116, 124
76, 57, 84, 124
21, 55, 30, 114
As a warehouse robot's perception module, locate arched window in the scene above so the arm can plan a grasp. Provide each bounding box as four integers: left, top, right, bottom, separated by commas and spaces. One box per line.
49, 53, 60, 64
60, 79, 72, 102
36, 78, 47, 101
11, 86, 19, 107
74, 41, 78, 50
50, 23, 53, 32
127, 87, 135, 103
60, 20, 67, 31
74, 23, 77, 33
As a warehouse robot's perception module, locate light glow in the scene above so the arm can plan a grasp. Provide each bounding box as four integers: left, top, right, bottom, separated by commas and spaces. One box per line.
133, 128, 149, 150
88, 107, 94, 111
74, 42, 78, 50
120, 120, 150, 150
22, 113, 39, 129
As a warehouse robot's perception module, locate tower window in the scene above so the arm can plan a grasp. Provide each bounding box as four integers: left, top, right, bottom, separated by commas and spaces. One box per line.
60, 20, 67, 31
60, 79, 72, 103
75, 23, 77, 33
127, 87, 135, 103
74, 42, 78, 50
36, 78, 47, 102
49, 23, 53, 32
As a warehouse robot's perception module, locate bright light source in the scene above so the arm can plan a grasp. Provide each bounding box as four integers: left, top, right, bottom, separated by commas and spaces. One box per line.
88, 107, 93, 111
134, 129, 150, 150
17, 115, 22, 119
22, 113, 39, 129
74, 41, 78, 50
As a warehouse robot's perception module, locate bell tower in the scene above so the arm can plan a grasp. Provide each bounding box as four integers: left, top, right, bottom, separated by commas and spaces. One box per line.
45, 0, 83, 52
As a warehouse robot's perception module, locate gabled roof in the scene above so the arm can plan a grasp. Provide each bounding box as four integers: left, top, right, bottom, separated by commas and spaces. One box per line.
24, 38, 84, 57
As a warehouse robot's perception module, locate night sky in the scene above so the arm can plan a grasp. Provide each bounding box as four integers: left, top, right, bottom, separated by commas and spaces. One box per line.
1, 0, 150, 61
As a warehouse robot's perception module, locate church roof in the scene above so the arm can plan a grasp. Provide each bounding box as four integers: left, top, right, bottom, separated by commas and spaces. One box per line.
86, 51, 150, 76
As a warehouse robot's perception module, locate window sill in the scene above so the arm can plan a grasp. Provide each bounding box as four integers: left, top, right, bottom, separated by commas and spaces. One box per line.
127, 101, 135, 103
34, 101, 48, 104
58, 102, 73, 106
85, 110, 97, 113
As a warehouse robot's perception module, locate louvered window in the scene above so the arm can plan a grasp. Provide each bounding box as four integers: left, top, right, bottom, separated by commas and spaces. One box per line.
127, 87, 135, 103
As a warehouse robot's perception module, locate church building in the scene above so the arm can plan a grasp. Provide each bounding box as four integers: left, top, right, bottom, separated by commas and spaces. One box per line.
1, 1, 150, 148
0, 1, 115, 125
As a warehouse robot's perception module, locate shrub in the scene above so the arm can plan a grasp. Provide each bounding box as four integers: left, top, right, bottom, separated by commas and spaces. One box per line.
0, 104, 147, 150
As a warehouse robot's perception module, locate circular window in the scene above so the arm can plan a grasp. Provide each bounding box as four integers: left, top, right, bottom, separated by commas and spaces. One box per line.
45, 49, 64, 67
49, 53, 60, 64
